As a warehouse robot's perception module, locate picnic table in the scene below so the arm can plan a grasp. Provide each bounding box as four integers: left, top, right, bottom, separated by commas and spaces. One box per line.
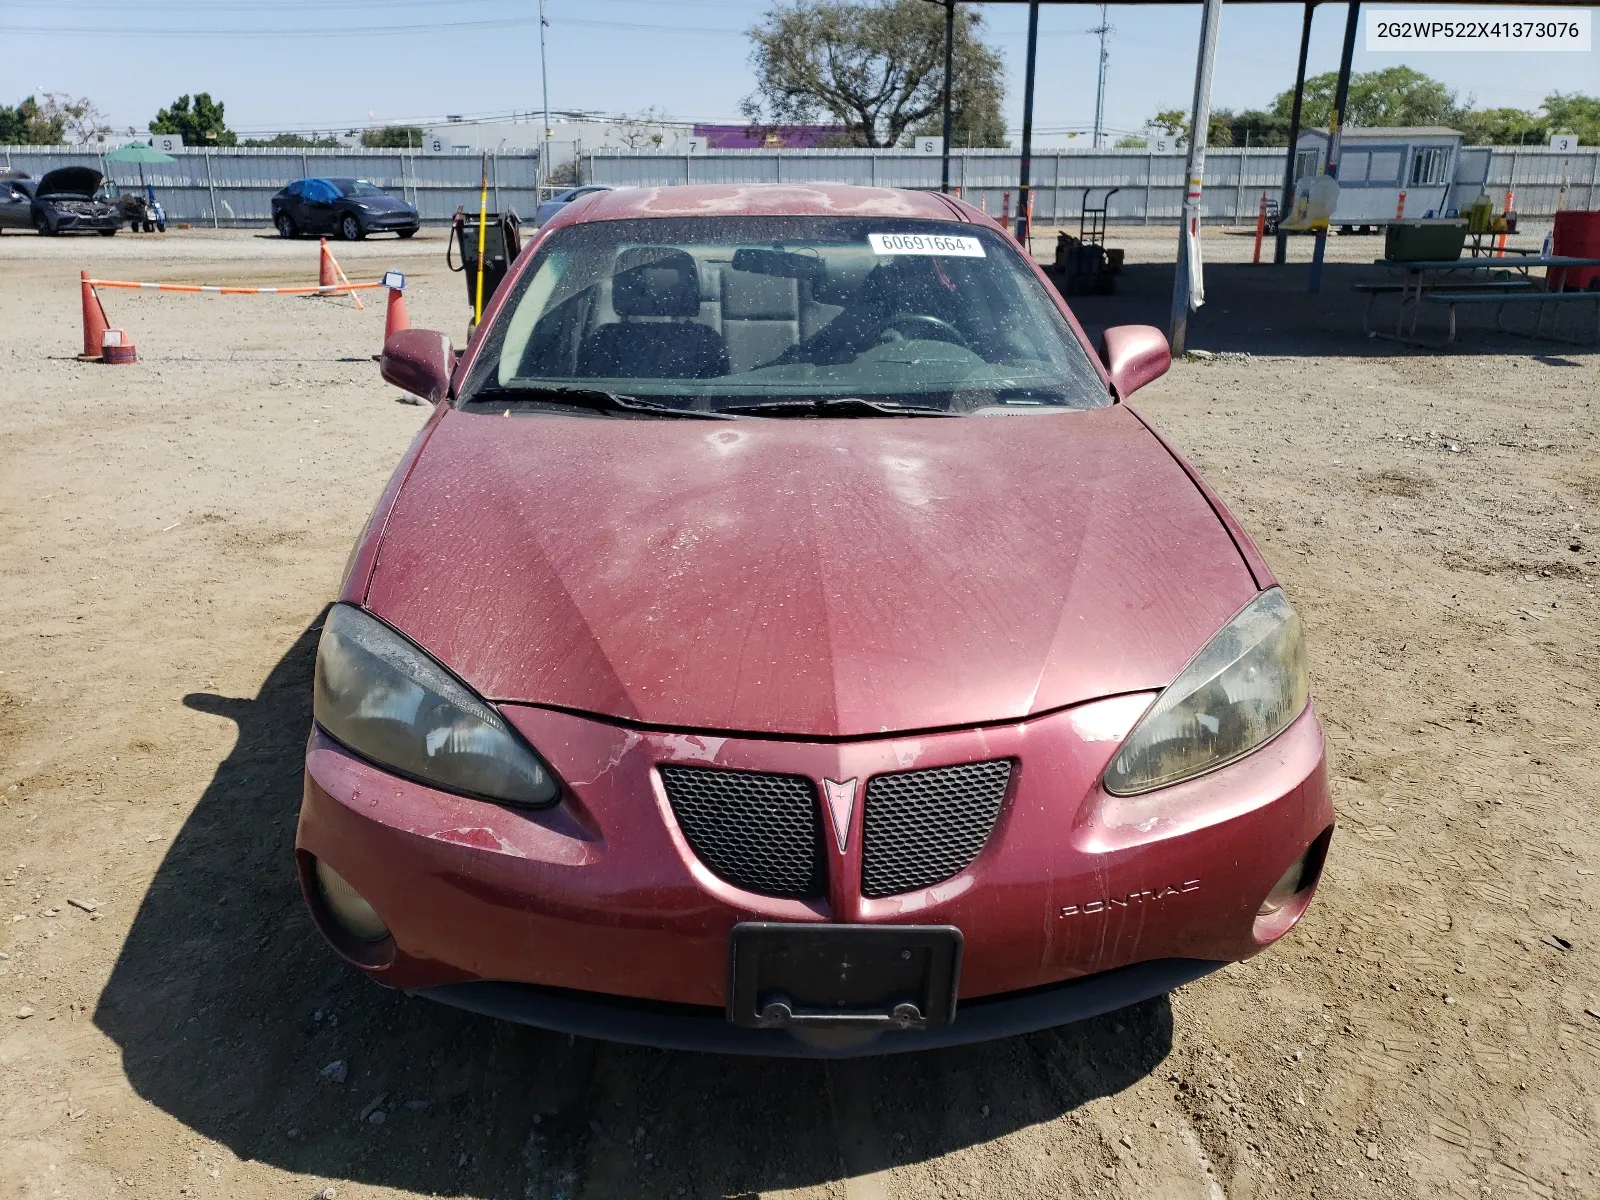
1363, 255, 1600, 343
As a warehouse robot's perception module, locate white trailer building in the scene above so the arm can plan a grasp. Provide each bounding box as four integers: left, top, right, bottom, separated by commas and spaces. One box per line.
1293, 126, 1472, 227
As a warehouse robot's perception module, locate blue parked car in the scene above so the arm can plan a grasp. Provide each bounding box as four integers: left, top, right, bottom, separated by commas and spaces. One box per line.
271, 177, 420, 241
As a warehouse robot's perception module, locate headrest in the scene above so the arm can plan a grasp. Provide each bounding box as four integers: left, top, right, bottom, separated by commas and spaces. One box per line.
612, 248, 702, 318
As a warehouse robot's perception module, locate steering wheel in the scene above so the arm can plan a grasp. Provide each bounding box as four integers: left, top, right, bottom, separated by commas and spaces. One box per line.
880, 313, 969, 348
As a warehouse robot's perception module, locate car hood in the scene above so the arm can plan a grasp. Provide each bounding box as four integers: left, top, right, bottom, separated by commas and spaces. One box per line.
365, 405, 1258, 737
37, 166, 104, 199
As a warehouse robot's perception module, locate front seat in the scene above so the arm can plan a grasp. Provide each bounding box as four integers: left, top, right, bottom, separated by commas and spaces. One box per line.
579, 249, 728, 380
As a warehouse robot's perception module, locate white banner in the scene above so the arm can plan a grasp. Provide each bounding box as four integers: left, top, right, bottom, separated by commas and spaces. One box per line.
1366, 8, 1590, 51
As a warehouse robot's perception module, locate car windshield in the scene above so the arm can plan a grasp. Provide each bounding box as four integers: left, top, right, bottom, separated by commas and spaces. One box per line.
336, 180, 387, 197
459, 216, 1108, 416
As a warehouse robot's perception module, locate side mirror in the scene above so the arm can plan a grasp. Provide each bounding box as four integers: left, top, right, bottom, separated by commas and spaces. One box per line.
1098, 325, 1171, 399
380, 328, 455, 405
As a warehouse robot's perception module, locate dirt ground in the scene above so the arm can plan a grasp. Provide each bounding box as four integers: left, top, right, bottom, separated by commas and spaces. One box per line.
0, 223, 1596, 1200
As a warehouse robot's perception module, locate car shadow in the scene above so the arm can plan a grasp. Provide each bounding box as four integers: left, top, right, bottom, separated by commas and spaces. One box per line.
95, 618, 1173, 1197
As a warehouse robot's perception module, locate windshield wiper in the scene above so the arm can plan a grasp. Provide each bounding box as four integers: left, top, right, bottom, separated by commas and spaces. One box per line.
467, 385, 738, 420
720, 396, 958, 418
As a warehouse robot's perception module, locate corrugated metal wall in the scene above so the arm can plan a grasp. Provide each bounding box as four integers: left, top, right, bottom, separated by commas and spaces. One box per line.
3, 144, 1596, 227
585, 146, 1600, 224
0, 147, 540, 226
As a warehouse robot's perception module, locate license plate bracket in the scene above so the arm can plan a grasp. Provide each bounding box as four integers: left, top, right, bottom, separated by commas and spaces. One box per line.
727, 923, 962, 1031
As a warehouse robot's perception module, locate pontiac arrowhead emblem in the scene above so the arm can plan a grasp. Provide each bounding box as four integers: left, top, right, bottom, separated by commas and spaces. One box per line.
821, 778, 857, 854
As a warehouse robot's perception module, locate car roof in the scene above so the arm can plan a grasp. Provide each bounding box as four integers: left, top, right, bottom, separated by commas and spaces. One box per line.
566, 183, 959, 224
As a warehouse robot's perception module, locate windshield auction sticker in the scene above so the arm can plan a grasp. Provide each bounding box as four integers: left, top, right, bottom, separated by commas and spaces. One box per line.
868, 233, 986, 257
1366, 8, 1590, 50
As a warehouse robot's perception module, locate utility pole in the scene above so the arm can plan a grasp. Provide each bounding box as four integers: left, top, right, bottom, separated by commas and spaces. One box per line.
1090, 4, 1112, 150
539, 0, 553, 193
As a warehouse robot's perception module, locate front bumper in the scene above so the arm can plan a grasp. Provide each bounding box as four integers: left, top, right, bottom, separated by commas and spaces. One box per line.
297, 698, 1332, 1047
42, 209, 119, 232
420, 958, 1224, 1057
357, 211, 420, 233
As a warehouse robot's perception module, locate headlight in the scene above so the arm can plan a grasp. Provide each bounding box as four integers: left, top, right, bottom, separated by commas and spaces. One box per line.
313, 604, 559, 807
1103, 588, 1309, 795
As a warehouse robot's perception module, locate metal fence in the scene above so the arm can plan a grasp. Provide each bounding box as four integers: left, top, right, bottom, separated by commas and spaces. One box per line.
4, 143, 1597, 228
0, 146, 541, 226
583, 146, 1600, 225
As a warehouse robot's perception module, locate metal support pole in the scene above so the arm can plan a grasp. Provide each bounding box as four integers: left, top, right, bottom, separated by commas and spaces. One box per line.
1168, 0, 1224, 356
204, 147, 219, 229
539, 0, 552, 195
1309, 0, 1360, 293
1016, 0, 1040, 244
940, 0, 955, 193
1274, 0, 1315, 265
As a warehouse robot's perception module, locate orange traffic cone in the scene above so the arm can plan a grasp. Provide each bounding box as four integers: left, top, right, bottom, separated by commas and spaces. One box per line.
318, 237, 338, 290
384, 285, 409, 344
79, 270, 110, 360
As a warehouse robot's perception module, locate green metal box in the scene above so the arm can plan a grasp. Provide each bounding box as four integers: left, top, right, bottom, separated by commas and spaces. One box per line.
1384, 219, 1468, 263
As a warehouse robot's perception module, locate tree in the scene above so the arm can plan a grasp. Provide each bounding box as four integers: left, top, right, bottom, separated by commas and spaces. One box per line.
242, 132, 343, 148
1270, 66, 1457, 131
1152, 110, 1188, 139
0, 96, 63, 144
742, 0, 1005, 149
1149, 108, 1236, 147
1455, 107, 1547, 147
361, 125, 425, 149
150, 93, 237, 146
613, 107, 669, 151
38, 93, 111, 145
1222, 108, 1289, 147
1542, 92, 1600, 144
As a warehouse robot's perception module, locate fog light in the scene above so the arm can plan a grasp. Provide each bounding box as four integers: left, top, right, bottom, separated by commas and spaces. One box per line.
1258, 854, 1308, 916
314, 860, 389, 942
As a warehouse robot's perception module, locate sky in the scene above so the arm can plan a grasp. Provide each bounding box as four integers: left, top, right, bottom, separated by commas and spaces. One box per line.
1, 0, 1595, 145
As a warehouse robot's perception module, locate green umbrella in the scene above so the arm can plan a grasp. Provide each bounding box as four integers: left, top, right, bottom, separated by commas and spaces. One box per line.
101, 141, 177, 201
103, 141, 177, 164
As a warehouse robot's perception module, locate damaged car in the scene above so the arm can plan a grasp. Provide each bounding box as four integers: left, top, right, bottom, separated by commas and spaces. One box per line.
22, 166, 120, 236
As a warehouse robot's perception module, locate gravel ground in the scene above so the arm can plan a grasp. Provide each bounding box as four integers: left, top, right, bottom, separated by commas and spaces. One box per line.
0, 226, 1596, 1200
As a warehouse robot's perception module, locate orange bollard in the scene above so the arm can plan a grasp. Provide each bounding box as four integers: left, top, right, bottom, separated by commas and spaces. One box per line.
79, 270, 110, 360
1395, 190, 1407, 221
1496, 189, 1513, 257
1252, 193, 1268, 263
383, 286, 409, 344
1001, 191, 1011, 226
318, 238, 338, 289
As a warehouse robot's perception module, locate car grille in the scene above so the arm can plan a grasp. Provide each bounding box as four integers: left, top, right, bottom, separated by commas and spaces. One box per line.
660, 766, 823, 899
861, 759, 1014, 898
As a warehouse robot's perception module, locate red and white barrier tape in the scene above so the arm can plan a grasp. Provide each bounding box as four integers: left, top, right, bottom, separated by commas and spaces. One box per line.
85, 279, 384, 295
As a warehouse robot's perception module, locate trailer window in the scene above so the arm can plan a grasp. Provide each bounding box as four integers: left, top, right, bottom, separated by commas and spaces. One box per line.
1410, 148, 1446, 187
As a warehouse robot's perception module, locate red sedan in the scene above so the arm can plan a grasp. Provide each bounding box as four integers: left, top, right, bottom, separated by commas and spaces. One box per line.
298, 184, 1332, 1056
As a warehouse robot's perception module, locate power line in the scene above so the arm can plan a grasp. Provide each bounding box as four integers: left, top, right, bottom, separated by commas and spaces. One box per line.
0, 13, 748, 38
